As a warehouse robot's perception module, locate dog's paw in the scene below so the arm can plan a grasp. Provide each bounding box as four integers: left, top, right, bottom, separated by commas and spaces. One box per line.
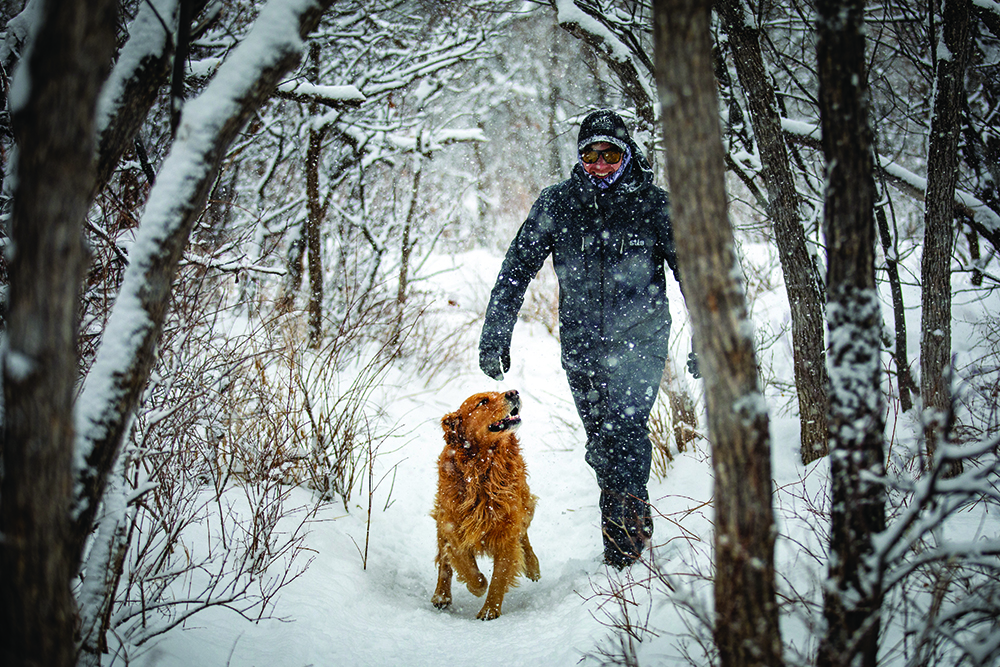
476, 603, 501, 621
525, 554, 541, 582
466, 573, 488, 597
431, 592, 451, 609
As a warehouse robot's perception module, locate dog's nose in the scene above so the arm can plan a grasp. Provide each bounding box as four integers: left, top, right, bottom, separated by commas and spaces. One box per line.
505, 389, 519, 400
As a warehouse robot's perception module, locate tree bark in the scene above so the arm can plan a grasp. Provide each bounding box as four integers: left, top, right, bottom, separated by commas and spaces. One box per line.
876, 204, 917, 412
716, 0, 829, 465
653, 1, 783, 666
920, 0, 972, 472
169, 0, 195, 135
394, 140, 422, 348
305, 42, 326, 348
0, 1, 117, 666
93, 0, 215, 195
815, 1, 885, 665
548, 21, 562, 180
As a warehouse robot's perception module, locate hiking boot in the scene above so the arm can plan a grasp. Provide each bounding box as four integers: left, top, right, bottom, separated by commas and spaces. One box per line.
600, 489, 653, 569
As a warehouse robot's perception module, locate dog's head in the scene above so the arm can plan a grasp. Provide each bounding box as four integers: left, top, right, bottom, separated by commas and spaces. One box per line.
442, 389, 522, 444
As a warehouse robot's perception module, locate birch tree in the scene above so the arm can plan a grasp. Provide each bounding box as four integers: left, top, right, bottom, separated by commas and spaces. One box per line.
653, 1, 782, 665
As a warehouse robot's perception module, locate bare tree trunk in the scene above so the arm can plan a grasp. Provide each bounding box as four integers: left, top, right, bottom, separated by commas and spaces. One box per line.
653, 2, 783, 666
0, 1, 117, 666
716, 0, 829, 465
921, 0, 972, 473
815, 0, 885, 665
393, 139, 423, 348
876, 203, 917, 412
305, 43, 326, 348
279, 226, 307, 312
547, 22, 562, 180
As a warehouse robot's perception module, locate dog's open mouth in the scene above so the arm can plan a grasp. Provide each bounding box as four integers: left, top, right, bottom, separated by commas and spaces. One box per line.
488, 404, 521, 432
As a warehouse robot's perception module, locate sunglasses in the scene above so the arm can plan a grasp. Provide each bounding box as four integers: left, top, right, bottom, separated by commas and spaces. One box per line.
580, 146, 624, 164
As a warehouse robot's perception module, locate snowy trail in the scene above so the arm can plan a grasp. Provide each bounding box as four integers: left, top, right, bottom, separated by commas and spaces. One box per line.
136, 297, 696, 666
137, 367, 663, 665
132, 250, 789, 667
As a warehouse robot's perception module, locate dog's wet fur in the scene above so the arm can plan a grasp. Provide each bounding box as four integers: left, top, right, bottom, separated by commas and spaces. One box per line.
431, 389, 540, 620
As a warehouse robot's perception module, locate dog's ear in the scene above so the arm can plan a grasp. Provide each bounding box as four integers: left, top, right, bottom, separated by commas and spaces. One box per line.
441, 411, 461, 436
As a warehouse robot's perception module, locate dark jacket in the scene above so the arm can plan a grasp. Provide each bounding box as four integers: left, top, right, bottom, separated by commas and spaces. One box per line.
481, 113, 679, 373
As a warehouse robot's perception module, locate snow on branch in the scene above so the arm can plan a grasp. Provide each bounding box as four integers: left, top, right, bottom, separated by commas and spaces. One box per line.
972, 0, 1000, 17
779, 118, 822, 145
360, 28, 490, 99
274, 80, 365, 108
879, 160, 1000, 237
385, 127, 487, 153
975, 0, 1000, 40
555, 0, 644, 68
71, 0, 334, 555
554, 0, 655, 125
92, 0, 189, 191
868, 431, 1000, 665
0, 0, 43, 73
95, 0, 178, 140
875, 435, 1000, 588
781, 117, 1000, 238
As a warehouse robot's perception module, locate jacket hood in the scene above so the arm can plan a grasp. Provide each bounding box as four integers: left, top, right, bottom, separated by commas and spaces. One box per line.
574, 110, 656, 196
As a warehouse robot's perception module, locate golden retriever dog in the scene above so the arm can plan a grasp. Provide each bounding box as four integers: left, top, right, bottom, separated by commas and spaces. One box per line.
431, 389, 540, 620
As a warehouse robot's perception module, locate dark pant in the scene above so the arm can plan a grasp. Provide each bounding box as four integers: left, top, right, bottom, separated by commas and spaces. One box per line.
566, 348, 663, 565
565, 349, 664, 494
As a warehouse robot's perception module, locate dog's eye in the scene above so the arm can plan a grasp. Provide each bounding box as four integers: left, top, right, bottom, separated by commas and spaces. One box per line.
478, 398, 489, 407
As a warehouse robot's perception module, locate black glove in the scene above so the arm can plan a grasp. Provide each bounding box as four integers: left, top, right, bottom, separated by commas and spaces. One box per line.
479, 344, 511, 381
686, 351, 701, 379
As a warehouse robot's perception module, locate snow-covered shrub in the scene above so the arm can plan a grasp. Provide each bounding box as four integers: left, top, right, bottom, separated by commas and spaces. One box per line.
75, 262, 321, 663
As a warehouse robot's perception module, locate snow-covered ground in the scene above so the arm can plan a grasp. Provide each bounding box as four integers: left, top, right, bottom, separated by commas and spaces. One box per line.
133, 248, 998, 666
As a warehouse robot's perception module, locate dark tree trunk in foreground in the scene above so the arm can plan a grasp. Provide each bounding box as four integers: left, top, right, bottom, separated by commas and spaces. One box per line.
0, 0, 117, 665
653, 1, 783, 666
921, 0, 973, 473
815, 0, 886, 665
716, 0, 829, 465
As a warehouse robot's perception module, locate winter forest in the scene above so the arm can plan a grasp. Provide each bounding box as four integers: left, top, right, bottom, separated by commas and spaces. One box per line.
1, 0, 1000, 665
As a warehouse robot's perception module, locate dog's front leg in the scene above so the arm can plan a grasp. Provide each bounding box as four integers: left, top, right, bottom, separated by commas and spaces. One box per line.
448, 546, 488, 598
431, 530, 459, 608
477, 547, 518, 620
431, 550, 453, 609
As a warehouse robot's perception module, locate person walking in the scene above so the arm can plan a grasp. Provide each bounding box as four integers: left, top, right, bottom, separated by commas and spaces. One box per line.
479, 109, 692, 569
